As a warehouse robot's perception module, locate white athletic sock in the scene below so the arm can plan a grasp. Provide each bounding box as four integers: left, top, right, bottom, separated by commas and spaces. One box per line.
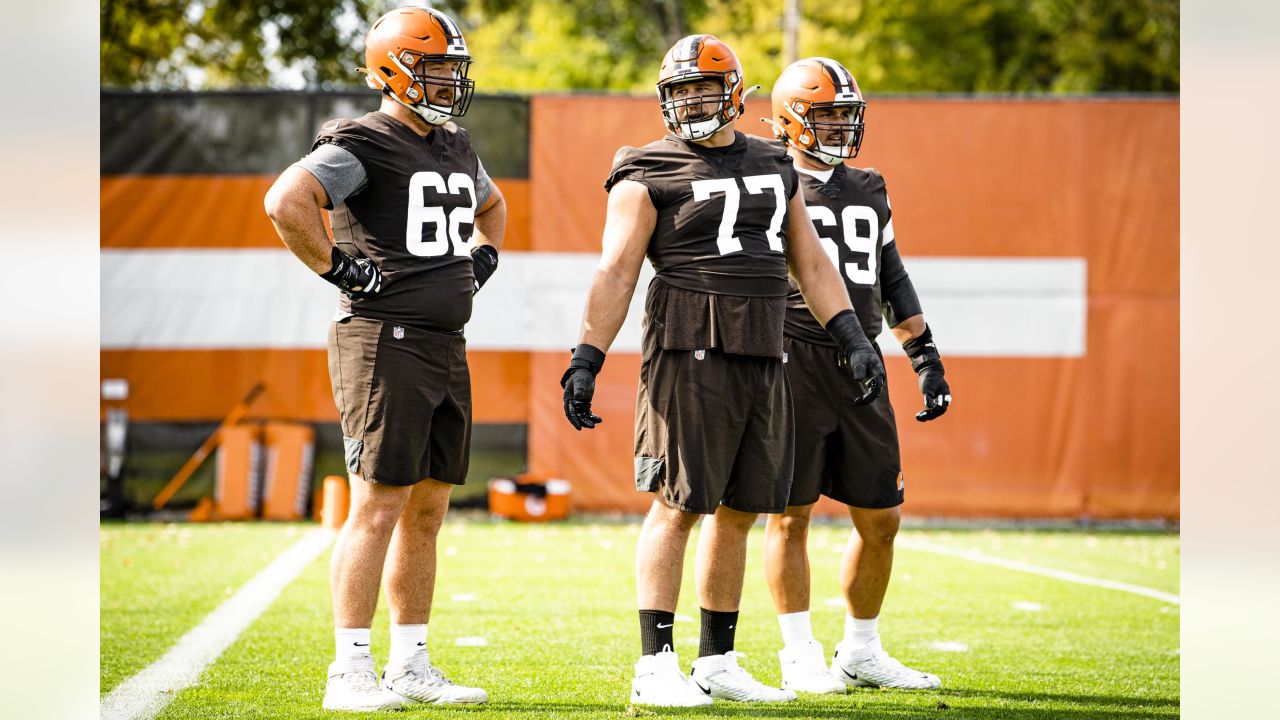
777, 610, 816, 648
388, 623, 428, 667
843, 615, 879, 650
335, 627, 372, 661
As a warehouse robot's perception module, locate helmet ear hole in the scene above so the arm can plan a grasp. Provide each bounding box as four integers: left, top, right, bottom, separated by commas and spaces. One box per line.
380, 66, 394, 78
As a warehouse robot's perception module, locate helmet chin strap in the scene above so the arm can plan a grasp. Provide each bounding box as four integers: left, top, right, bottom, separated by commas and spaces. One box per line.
382, 51, 453, 125
805, 146, 846, 166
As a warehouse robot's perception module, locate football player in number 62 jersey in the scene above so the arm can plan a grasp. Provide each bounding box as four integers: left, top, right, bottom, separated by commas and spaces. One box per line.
560, 36, 885, 707
265, 7, 503, 712
763, 57, 951, 694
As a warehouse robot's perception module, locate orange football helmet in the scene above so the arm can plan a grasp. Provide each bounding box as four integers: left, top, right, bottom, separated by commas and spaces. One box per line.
359, 6, 474, 125
656, 35, 748, 141
771, 57, 866, 164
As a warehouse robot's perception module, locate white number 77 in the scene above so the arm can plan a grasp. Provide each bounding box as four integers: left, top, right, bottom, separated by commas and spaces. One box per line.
691, 174, 787, 256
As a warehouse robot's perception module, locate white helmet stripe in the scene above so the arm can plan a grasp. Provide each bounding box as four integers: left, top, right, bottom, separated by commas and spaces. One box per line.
812, 57, 859, 101
673, 35, 702, 73
429, 9, 468, 54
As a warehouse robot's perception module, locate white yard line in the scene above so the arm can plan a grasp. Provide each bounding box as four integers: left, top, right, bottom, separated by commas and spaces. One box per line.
896, 538, 1180, 605
101, 528, 334, 720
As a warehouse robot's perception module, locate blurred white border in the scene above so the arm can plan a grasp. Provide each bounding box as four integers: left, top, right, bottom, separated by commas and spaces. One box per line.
0, 1, 101, 718
1182, 1, 1280, 718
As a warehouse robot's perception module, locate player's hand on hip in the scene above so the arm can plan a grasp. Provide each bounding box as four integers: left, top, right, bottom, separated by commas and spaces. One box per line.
471, 245, 498, 293
560, 344, 606, 431
319, 246, 383, 298
825, 309, 885, 406
903, 325, 951, 422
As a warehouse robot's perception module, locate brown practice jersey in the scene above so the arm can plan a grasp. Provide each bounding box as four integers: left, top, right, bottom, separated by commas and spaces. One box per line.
785, 163, 900, 345
605, 132, 800, 357
314, 112, 481, 332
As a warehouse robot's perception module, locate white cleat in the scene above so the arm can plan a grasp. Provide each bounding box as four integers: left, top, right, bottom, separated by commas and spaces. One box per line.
630, 650, 713, 707
778, 640, 848, 694
691, 651, 797, 703
831, 638, 942, 690
322, 655, 407, 712
382, 650, 488, 705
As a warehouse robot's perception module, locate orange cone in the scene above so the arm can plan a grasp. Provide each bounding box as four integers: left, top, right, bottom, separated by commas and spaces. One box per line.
321, 475, 350, 530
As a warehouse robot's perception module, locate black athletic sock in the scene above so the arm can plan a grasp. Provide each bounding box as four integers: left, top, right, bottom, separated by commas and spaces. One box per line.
698, 608, 739, 658
639, 609, 675, 656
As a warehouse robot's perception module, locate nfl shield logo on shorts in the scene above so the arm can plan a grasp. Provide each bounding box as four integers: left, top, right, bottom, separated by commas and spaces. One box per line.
393, 325, 405, 340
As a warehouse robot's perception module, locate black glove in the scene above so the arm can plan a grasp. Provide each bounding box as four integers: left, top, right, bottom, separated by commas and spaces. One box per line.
825, 309, 885, 405
903, 325, 951, 422
560, 344, 606, 430
471, 244, 498, 293
319, 246, 382, 298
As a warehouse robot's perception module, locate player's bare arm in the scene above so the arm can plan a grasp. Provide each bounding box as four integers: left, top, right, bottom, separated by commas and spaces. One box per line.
264, 166, 335, 273
471, 185, 506, 291
784, 190, 853, 325
579, 180, 655, 351
560, 179, 655, 430
472, 186, 506, 251
889, 314, 925, 344
264, 166, 382, 297
785, 190, 884, 397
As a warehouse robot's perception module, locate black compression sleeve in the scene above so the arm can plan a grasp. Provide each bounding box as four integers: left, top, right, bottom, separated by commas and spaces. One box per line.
880, 242, 923, 328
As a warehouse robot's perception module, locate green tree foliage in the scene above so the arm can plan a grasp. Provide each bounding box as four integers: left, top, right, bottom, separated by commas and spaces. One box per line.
101, 0, 1178, 93
101, 0, 382, 88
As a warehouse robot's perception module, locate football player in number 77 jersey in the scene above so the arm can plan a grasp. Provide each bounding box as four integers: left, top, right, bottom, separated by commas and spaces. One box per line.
264, 6, 502, 712
559, 35, 885, 707
762, 57, 951, 694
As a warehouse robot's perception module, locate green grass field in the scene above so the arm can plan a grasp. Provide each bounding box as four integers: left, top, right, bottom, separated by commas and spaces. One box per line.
101, 518, 1179, 719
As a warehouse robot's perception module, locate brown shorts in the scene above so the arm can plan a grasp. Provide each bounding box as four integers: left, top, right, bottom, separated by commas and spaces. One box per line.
634, 346, 794, 515
328, 316, 471, 486
784, 336, 904, 509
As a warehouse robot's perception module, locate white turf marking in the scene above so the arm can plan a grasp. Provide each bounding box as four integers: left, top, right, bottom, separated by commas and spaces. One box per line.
898, 538, 1180, 605
452, 592, 477, 602
930, 641, 970, 652
1013, 600, 1044, 612
674, 614, 694, 623
823, 597, 845, 607
455, 637, 488, 647
100, 528, 334, 720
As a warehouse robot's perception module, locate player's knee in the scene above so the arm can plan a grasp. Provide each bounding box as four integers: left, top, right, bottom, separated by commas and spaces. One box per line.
648, 498, 699, 532
718, 506, 759, 532
349, 502, 403, 535
400, 500, 448, 536
857, 508, 901, 547
774, 508, 812, 541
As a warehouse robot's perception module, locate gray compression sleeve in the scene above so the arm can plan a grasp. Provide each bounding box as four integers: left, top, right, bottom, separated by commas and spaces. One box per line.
292, 144, 368, 209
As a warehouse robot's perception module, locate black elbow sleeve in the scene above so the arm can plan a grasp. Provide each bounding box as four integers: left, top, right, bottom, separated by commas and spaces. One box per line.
880, 243, 923, 327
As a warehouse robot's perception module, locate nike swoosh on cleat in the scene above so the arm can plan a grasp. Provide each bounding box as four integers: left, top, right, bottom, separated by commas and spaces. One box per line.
417, 642, 426, 646
354, 642, 370, 647
840, 667, 858, 681
694, 680, 711, 695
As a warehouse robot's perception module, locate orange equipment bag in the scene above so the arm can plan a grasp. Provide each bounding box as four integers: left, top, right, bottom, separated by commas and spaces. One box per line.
488, 475, 571, 522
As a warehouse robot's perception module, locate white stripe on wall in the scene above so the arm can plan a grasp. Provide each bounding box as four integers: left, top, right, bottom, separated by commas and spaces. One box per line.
101, 250, 1085, 357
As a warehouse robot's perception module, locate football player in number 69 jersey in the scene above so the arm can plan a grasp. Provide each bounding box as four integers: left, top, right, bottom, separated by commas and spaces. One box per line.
560, 35, 885, 707
763, 57, 951, 694
264, 6, 503, 712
